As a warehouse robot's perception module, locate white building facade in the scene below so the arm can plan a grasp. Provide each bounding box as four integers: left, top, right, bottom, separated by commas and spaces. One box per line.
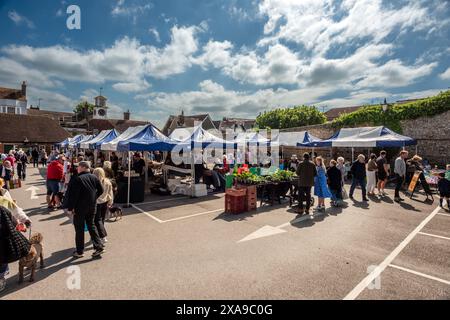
0, 81, 28, 115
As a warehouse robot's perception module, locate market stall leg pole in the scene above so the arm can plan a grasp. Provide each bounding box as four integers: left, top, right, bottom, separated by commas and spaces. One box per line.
352, 147, 354, 162
191, 150, 195, 197
415, 145, 418, 155
144, 151, 149, 189
127, 151, 131, 208
163, 151, 167, 185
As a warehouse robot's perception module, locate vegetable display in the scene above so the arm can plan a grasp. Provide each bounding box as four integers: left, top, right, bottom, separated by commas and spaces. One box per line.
234, 169, 295, 185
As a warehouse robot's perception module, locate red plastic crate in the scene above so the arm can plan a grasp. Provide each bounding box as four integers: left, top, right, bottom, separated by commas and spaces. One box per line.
246, 185, 256, 197
225, 194, 246, 214
226, 188, 246, 197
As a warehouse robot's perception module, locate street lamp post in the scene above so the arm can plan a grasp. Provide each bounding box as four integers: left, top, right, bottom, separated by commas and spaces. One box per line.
381, 98, 388, 126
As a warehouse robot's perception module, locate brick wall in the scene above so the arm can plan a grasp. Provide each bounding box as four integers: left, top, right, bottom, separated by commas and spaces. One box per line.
279, 110, 450, 166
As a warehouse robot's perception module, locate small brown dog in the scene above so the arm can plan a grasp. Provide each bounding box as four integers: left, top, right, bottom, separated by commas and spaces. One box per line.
108, 206, 123, 221
18, 233, 44, 283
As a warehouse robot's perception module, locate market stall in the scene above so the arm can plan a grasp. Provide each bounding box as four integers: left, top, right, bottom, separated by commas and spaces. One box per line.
79, 129, 120, 150
100, 126, 146, 152
173, 126, 236, 196
65, 134, 86, 149
114, 124, 182, 206
56, 136, 73, 149
273, 131, 322, 164
72, 134, 94, 149
298, 126, 417, 160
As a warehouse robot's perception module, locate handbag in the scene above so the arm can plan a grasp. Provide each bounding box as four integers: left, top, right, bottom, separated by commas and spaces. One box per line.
341, 186, 349, 200
13, 177, 21, 189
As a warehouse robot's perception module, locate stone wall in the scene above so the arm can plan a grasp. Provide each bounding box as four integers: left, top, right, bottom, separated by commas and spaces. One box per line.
401, 110, 450, 166
279, 110, 450, 166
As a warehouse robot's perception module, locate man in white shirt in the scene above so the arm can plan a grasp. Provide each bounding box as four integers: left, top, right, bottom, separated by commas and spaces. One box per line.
394, 150, 409, 202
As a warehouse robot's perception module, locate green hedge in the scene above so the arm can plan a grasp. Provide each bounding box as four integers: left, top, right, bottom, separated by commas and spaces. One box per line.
331, 90, 450, 132
256, 105, 327, 129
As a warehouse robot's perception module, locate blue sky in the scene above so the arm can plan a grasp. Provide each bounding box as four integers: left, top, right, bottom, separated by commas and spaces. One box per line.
0, 0, 449, 128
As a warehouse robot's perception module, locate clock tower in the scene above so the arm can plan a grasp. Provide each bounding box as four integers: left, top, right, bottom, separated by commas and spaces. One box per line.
93, 95, 108, 119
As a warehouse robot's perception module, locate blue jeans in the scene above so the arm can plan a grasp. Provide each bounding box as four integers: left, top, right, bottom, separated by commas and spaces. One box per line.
350, 177, 366, 198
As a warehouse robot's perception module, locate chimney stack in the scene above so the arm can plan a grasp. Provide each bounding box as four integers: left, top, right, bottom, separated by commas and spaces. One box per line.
124, 110, 130, 120
21, 81, 27, 97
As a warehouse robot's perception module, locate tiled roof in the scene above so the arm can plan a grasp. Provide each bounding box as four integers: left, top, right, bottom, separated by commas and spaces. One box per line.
0, 87, 26, 101
324, 106, 363, 120
162, 114, 211, 135
0, 114, 69, 143
88, 119, 152, 133
216, 118, 256, 131
28, 108, 73, 120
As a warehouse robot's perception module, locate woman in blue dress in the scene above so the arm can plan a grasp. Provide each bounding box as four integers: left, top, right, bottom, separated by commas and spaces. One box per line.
314, 156, 332, 211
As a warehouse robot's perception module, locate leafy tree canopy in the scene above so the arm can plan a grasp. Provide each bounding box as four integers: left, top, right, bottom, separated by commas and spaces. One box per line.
256, 105, 327, 129
73, 101, 95, 114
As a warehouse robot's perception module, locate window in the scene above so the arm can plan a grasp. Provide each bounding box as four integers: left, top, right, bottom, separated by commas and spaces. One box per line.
7, 106, 15, 114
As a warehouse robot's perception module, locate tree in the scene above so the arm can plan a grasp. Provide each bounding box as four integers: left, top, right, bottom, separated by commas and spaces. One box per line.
73, 101, 95, 120
256, 105, 327, 129
74, 101, 95, 114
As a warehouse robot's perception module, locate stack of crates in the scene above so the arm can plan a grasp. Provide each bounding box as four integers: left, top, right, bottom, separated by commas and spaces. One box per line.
225, 188, 246, 214
246, 185, 257, 211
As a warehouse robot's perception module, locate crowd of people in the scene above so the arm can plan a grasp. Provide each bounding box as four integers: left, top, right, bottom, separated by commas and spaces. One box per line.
1, 145, 449, 293
0, 148, 119, 292
290, 150, 450, 214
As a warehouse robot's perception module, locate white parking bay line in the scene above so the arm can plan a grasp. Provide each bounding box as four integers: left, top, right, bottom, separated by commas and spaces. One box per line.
388, 264, 450, 285
139, 197, 188, 205
437, 212, 450, 217
418, 232, 450, 241
131, 203, 164, 223
343, 205, 442, 300
161, 209, 223, 223
132, 203, 223, 224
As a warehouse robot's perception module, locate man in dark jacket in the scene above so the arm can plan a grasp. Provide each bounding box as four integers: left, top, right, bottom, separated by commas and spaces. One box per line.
349, 154, 368, 201
295, 153, 317, 214
64, 161, 104, 258
31, 148, 39, 168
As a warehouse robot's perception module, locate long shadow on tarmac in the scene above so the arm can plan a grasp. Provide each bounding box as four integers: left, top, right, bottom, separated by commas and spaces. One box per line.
120, 193, 224, 218
289, 203, 347, 230
0, 247, 96, 298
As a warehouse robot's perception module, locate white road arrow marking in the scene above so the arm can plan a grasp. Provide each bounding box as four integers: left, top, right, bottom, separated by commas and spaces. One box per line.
26, 186, 40, 200
237, 210, 327, 243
